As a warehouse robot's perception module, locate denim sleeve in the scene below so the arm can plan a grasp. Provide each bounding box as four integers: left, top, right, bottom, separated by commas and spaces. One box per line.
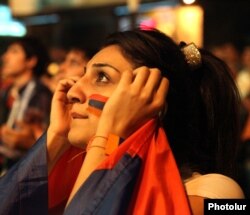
0, 133, 48, 215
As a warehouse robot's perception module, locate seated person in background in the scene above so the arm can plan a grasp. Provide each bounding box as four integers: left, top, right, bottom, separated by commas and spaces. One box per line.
0, 28, 244, 215
0, 36, 52, 174
42, 47, 94, 92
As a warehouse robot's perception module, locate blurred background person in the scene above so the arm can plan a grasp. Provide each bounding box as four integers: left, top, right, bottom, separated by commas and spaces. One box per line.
210, 42, 241, 79
236, 44, 250, 100
209, 41, 250, 197
0, 36, 52, 175
236, 43, 250, 198
42, 47, 95, 92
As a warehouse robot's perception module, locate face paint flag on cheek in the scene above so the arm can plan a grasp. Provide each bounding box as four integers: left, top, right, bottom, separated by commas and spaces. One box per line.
87, 94, 109, 117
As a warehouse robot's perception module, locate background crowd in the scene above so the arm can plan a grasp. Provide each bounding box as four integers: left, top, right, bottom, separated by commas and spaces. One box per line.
0, 2, 250, 210
0, 38, 94, 174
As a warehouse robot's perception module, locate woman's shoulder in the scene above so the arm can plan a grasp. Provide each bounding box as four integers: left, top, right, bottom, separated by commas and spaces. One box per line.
184, 173, 245, 199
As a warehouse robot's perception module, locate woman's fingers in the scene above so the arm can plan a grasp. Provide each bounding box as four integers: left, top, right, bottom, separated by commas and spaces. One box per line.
143, 68, 162, 97
132, 66, 151, 90
118, 66, 169, 108
132, 67, 167, 105
117, 69, 134, 87
154, 77, 169, 112
99, 66, 169, 138
53, 76, 80, 104
158, 77, 169, 99
55, 76, 80, 93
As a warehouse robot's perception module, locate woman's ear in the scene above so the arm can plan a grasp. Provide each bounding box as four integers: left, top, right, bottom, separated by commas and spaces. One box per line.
27, 56, 38, 70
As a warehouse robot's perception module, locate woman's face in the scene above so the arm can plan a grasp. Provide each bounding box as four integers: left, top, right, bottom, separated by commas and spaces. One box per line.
67, 45, 133, 147
1, 43, 29, 78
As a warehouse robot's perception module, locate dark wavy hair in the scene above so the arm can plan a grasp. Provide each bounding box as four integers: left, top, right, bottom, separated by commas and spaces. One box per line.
9, 36, 50, 77
102, 28, 241, 180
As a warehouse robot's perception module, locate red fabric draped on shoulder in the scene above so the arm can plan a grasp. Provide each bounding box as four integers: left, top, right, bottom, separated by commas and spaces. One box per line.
48, 119, 191, 215
96, 120, 191, 214
48, 146, 84, 214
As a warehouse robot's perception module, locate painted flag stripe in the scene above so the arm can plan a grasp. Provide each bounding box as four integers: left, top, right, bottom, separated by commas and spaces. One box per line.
87, 94, 109, 117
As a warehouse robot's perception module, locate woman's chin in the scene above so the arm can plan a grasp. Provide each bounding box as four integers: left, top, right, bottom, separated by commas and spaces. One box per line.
68, 131, 88, 149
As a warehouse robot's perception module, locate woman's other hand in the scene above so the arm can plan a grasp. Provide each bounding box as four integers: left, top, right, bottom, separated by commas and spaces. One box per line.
47, 76, 80, 172
97, 66, 169, 138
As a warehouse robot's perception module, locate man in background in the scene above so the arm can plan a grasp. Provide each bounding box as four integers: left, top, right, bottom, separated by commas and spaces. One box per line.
0, 37, 52, 174
42, 47, 95, 92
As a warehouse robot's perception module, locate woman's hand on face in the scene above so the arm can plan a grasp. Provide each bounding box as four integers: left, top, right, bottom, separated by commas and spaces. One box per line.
97, 66, 169, 138
47, 76, 80, 172
48, 76, 80, 138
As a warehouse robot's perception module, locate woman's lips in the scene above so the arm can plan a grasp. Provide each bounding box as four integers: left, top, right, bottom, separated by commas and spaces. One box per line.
71, 112, 88, 119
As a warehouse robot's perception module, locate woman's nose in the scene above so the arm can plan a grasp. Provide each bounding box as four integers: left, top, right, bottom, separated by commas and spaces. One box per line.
67, 80, 86, 104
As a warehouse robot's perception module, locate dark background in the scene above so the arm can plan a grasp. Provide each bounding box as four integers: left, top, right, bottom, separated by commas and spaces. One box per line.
199, 0, 250, 50
1, 0, 250, 52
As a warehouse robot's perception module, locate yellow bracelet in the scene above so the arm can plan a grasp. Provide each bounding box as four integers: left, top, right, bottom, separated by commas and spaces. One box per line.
87, 135, 108, 152
87, 145, 106, 151
86, 134, 121, 155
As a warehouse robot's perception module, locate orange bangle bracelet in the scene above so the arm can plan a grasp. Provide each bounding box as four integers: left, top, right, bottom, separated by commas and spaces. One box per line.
86, 134, 120, 155
87, 135, 108, 152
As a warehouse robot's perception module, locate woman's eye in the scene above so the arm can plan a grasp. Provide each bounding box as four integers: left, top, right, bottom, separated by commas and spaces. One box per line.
96, 72, 109, 83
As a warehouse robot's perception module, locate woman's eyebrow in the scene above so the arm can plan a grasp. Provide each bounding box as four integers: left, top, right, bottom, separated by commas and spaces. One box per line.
92, 63, 121, 73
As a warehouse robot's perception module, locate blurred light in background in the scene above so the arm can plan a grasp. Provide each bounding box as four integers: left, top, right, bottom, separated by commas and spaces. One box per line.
182, 0, 196, 5
127, 0, 141, 13
47, 62, 59, 76
116, 1, 203, 47
0, 5, 26, 37
21, 14, 60, 26
9, 0, 41, 16
176, 5, 203, 47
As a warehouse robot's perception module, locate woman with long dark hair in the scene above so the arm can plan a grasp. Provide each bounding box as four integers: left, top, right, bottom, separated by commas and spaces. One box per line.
0, 28, 244, 215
